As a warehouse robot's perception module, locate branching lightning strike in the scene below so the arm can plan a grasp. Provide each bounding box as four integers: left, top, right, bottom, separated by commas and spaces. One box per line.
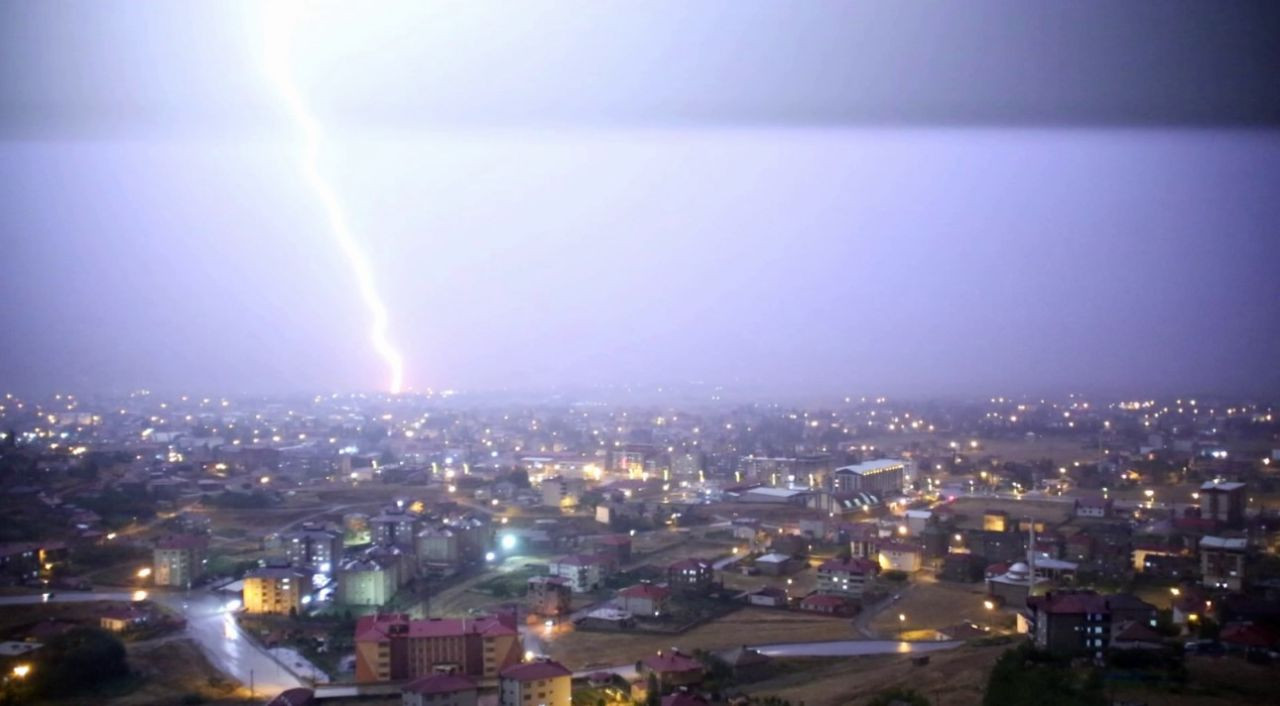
264, 1, 406, 394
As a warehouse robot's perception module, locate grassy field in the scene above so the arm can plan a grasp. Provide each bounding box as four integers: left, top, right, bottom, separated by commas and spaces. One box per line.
113, 638, 251, 705
867, 579, 1012, 638
749, 643, 1005, 706
545, 607, 855, 669
1105, 654, 1280, 706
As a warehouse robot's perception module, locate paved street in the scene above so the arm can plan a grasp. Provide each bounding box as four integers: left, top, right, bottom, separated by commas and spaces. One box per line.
0, 589, 302, 698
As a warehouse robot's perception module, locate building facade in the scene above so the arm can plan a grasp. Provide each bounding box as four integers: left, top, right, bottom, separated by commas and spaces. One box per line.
498, 660, 572, 706
153, 534, 207, 589
816, 557, 878, 598
243, 565, 310, 615
355, 613, 523, 683
830, 459, 907, 496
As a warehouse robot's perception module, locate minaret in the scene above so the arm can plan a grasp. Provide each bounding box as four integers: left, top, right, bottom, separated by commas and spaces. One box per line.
1026, 518, 1038, 597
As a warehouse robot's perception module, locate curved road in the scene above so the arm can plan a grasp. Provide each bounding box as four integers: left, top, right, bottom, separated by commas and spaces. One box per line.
0, 590, 302, 698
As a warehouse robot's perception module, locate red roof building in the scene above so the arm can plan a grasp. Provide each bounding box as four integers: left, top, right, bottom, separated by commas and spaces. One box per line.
402, 673, 478, 706
354, 613, 521, 683
641, 650, 704, 690
499, 660, 572, 706
799, 593, 856, 616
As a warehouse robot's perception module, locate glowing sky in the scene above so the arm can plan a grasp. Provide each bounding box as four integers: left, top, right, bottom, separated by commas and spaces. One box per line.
2, 1, 1278, 397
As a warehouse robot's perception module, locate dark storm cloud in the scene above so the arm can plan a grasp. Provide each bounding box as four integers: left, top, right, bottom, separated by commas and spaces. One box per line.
2, 0, 1279, 137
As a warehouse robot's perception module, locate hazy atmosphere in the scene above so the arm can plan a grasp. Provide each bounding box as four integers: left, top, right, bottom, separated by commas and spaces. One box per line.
3, 1, 1279, 398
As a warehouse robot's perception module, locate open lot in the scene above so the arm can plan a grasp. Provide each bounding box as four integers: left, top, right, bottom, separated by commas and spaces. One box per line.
111, 637, 252, 706
749, 643, 1005, 706
867, 579, 1012, 638
545, 607, 856, 669
945, 495, 1075, 530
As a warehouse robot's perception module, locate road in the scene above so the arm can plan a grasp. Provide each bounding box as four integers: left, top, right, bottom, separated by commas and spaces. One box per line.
0, 589, 302, 698
755, 638, 959, 657
572, 637, 962, 679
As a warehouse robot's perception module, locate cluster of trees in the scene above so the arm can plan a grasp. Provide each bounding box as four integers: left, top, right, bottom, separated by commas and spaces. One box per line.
983, 645, 1105, 706
78, 489, 158, 528
1, 627, 130, 704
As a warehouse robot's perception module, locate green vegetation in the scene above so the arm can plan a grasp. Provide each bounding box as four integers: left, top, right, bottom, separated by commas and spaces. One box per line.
983, 644, 1105, 706
0, 627, 132, 703
78, 489, 158, 528
69, 542, 149, 572
475, 565, 547, 598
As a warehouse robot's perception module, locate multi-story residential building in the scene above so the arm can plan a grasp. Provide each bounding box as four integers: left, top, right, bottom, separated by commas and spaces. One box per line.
1200, 536, 1248, 591
153, 534, 207, 589
416, 526, 460, 565
667, 558, 714, 595
816, 557, 878, 598
281, 523, 342, 574
639, 650, 704, 692
526, 576, 572, 617
1026, 591, 1155, 656
243, 565, 310, 615
371, 507, 421, 549
1199, 481, 1246, 528
549, 555, 605, 593
617, 582, 670, 617
401, 673, 478, 706
876, 542, 923, 573
498, 659, 572, 706
354, 613, 522, 683
1028, 591, 1110, 655
540, 476, 579, 509
670, 451, 704, 479
829, 459, 907, 496
337, 555, 398, 607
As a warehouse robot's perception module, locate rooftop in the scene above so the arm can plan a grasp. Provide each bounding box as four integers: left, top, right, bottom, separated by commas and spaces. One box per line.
402, 673, 478, 695
834, 459, 906, 475
643, 650, 703, 674
1200, 536, 1248, 550
500, 659, 571, 681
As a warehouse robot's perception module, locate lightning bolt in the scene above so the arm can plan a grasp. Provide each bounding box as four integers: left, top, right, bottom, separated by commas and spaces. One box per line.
264, 1, 406, 394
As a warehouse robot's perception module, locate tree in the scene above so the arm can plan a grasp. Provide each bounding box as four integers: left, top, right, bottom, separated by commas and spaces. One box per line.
983, 645, 1106, 706
645, 672, 661, 706
30, 627, 129, 697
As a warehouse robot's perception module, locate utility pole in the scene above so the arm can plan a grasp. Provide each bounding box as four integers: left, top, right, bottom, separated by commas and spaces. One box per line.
249, 669, 254, 700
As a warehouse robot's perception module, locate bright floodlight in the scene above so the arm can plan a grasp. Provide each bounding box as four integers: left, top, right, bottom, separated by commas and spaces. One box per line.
500, 534, 517, 551
485, 551, 496, 562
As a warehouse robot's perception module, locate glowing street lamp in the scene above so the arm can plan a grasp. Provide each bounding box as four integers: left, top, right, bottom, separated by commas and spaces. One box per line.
12, 664, 30, 679
137, 567, 152, 579
983, 600, 995, 611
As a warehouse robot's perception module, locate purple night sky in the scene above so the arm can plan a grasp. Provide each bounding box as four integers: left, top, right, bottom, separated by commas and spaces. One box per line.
2, 1, 1278, 398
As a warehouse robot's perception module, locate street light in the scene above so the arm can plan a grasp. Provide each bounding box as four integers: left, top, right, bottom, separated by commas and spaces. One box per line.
983, 600, 995, 611
1170, 587, 1180, 596
137, 567, 152, 579
12, 664, 30, 679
